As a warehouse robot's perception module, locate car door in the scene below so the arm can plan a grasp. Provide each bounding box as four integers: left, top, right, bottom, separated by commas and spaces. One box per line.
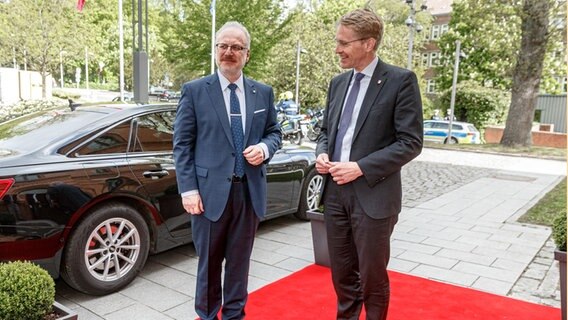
265, 149, 297, 217
432, 121, 449, 143
125, 110, 190, 243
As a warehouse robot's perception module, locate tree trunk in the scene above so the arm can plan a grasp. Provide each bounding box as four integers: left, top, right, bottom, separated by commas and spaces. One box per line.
501, 0, 551, 147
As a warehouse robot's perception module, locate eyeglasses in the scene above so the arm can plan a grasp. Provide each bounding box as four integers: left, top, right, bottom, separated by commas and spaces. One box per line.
216, 43, 248, 52
335, 38, 369, 47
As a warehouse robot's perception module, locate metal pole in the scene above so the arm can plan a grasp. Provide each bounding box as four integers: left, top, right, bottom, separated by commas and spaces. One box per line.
210, 0, 216, 74
137, 0, 143, 53
446, 40, 461, 144
119, 0, 125, 101
85, 47, 89, 90
406, 0, 415, 70
60, 50, 64, 88
295, 40, 301, 106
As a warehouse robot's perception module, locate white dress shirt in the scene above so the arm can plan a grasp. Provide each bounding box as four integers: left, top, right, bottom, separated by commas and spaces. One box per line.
337, 57, 379, 162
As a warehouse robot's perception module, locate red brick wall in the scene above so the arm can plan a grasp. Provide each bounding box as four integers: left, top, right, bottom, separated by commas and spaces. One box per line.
484, 126, 567, 148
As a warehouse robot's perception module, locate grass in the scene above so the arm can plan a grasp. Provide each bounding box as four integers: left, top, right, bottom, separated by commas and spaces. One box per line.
518, 178, 566, 227
424, 142, 566, 160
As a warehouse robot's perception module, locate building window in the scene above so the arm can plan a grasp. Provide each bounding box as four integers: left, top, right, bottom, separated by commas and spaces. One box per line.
431, 25, 440, 40
429, 52, 439, 66
422, 53, 429, 67
427, 79, 436, 93
440, 24, 449, 36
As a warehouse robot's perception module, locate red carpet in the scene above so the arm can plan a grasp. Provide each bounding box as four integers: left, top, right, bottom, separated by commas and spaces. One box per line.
244, 264, 560, 319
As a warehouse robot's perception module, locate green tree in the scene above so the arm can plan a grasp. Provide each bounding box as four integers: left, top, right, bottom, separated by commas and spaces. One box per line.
436, 80, 510, 135
0, 0, 88, 97
265, 0, 432, 109
436, 0, 565, 95
162, 0, 293, 82
436, 0, 522, 92
501, 0, 559, 146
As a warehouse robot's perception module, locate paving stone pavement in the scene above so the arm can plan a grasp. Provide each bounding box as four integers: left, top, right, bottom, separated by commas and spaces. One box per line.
55, 148, 565, 319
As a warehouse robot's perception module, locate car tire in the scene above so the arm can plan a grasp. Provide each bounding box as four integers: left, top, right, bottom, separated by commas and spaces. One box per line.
444, 137, 458, 144
294, 169, 323, 221
60, 203, 150, 295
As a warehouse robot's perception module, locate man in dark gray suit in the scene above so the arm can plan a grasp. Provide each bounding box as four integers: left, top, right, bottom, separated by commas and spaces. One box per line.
315, 8, 423, 320
173, 21, 281, 320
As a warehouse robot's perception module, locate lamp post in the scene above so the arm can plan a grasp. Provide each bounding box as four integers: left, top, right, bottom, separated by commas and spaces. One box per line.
446, 40, 466, 144
59, 49, 66, 88
405, 0, 427, 71
294, 40, 308, 107
85, 47, 90, 90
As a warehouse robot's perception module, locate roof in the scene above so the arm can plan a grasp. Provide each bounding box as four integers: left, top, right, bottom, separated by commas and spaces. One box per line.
426, 0, 453, 15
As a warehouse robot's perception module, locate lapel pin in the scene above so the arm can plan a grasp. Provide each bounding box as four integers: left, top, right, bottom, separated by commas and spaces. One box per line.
377, 80, 382, 85
252, 89, 256, 94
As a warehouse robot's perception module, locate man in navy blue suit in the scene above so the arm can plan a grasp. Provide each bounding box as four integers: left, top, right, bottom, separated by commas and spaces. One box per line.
173, 21, 281, 320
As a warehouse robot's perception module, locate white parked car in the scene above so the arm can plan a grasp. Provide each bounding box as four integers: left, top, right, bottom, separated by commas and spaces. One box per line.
423, 120, 481, 144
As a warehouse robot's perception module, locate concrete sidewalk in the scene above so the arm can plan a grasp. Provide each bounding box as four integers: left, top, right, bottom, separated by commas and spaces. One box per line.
55, 148, 565, 319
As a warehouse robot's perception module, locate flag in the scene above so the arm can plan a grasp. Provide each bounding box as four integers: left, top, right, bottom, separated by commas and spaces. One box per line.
210, 0, 216, 16
77, 0, 85, 12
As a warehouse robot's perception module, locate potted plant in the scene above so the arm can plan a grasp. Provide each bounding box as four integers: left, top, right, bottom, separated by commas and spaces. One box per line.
0, 261, 78, 320
552, 213, 566, 320
307, 206, 330, 267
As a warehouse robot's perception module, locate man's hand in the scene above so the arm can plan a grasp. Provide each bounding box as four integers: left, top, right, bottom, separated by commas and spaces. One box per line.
182, 193, 204, 215
315, 153, 333, 174
244, 145, 265, 166
329, 162, 363, 185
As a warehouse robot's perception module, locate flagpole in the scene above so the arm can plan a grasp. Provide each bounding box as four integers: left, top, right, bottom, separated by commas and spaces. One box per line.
210, 0, 216, 74
118, 0, 125, 101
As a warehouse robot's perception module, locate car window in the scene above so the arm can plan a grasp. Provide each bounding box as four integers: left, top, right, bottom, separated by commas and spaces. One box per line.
0, 109, 111, 157
131, 111, 176, 153
467, 125, 478, 132
75, 121, 132, 156
424, 122, 433, 128
433, 122, 448, 129
452, 124, 463, 130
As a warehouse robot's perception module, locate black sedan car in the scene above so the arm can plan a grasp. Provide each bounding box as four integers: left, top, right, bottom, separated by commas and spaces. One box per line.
0, 103, 322, 295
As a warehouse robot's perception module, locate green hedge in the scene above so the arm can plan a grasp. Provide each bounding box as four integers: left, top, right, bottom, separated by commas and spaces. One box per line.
436, 80, 510, 136
0, 261, 55, 320
552, 212, 567, 251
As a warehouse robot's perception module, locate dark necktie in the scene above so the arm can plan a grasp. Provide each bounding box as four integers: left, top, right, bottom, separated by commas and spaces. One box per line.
228, 83, 245, 177
332, 72, 365, 162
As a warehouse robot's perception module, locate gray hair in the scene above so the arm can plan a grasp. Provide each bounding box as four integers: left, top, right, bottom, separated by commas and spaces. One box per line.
216, 21, 251, 49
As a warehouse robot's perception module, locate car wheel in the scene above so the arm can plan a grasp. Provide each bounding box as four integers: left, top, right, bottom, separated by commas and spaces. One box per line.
444, 137, 458, 144
294, 169, 323, 221
60, 203, 150, 295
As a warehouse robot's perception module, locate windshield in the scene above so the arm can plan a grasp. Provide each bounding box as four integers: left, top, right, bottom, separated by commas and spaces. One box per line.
0, 108, 109, 156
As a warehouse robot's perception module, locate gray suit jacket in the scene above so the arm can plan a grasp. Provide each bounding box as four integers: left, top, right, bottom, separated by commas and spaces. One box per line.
173, 73, 281, 222
316, 59, 423, 219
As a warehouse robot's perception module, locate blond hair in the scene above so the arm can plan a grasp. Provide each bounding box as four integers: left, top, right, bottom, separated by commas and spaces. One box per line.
338, 8, 384, 50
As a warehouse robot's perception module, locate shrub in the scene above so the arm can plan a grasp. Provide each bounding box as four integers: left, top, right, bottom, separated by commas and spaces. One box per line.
435, 80, 510, 136
0, 261, 55, 320
552, 213, 567, 252
52, 90, 81, 100
0, 100, 66, 123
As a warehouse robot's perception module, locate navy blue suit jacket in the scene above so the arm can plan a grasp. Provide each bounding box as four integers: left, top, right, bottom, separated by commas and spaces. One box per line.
173, 73, 281, 222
